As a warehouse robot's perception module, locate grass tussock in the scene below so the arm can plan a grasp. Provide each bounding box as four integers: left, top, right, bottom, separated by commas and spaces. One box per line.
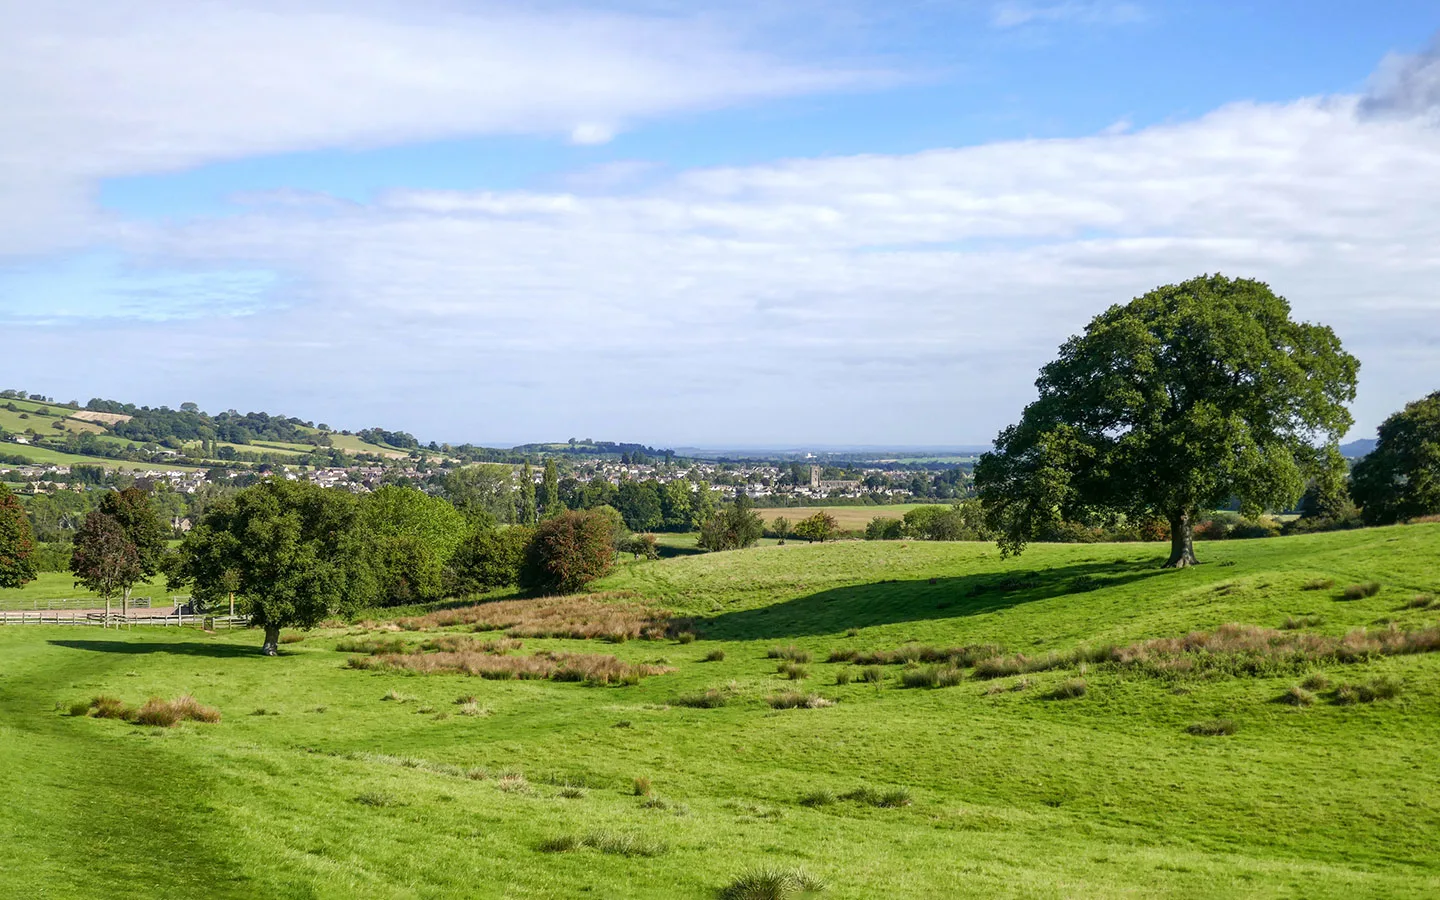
1335, 676, 1402, 704
1186, 718, 1237, 736
1046, 678, 1088, 700
398, 592, 671, 641
1281, 614, 1325, 630
72, 694, 219, 726
278, 632, 305, 644
674, 688, 730, 708
767, 692, 836, 710
1402, 594, 1437, 610
767, 645, 812, 663
778, 661, 810, 680
1341, 582, 1382, 600
420, 635, 523, 654
859, 666, 884, 684
1301, 672, 1332, 691
1280, 685, 1315, 706
381, 690, 417, 703
703, 649, 727, 662
973, 651, 1072, 680
336, 636, 410, 655
349, 649, 672, 685
354, 791, 400, 807
840, 786, 913, 808
720, 867, 826, 900
900, 665, 964, 688
1301, 578, 1335, 591
799, 789, 836, 807
541, 830, 668, 857
828, 643, 1002, 667
632, 776, 652, 797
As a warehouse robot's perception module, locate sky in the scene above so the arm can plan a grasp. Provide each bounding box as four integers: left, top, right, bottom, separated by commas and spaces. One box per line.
3, 1, 1439, 448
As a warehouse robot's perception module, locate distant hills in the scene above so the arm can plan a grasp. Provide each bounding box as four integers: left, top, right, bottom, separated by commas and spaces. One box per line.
1339, 439, 1377, 459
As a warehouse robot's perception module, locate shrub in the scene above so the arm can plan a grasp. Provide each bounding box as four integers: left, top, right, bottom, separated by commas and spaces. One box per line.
1186, 719, 1237, 736
1301, 578, 1334, 591
1047, 678, 1088, 700
778, 662, 810, 680
621, 533, 661, 561
768, 645, 812, 663
703, 649, 727, 662
446, 525, 531, 594
865, 516, 905, 540
1280, 686, 1315, 706
519, 510, 616, 594
720, 868, 826, 900
1341, 582, 1382, 600
767, 692, 835, 710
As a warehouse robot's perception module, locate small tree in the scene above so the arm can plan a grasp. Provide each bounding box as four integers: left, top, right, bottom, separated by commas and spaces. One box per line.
70, 512, 142, 616
793, 511, 838, 543
0, 483, 37, 589
360, 485, 467, 605
516, 462, 538, 526
865, 516, 904, 541
170, 480, 376, 655
97, 487, 169, 612
1350, 391, 1440, 525
540, 458, 561, 519
975, 275, 1358, 567
447, 526, 531, 594
697, 495, 765, 551
770, 516, 791, 540
519, 510, 615, 594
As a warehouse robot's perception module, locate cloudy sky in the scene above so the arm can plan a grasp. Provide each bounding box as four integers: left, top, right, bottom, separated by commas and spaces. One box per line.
3, 1, 1439, 447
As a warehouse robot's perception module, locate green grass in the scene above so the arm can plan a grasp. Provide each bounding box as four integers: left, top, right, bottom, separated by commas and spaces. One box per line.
752, 503, 931, 531
0, 440, 199, 471
0, 571, 180, 609
2, 525, 1440, 896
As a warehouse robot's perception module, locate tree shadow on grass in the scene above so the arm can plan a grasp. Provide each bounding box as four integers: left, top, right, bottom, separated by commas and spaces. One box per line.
47, 639, 265, 658
696, 557, 1171, 641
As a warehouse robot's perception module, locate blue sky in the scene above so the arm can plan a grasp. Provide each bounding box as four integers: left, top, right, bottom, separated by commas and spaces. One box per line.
3, 1, 1440, 446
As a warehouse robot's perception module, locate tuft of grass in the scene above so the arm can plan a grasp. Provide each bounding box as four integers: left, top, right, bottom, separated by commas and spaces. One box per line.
840, 786, 912, 807
859, 666, 884, 684
632, 776, 652, 797
401, 592, 669, 641
674, 688, 729, 709
1334, 676, 1402, 704
703, 648, 727, 662
834, 668, 852, 685
720, 867, 826, 900
675, 631, 697, 644
778, 661, 810, 680
799, 789, 836, 807
278, 632, 305, 644
1280, 685, 1315, 706
1186, 719, 1237, 736
767, 692, 835, 710
613, 720, 632, 729
767, 645, 812, 663
354, 791, 399, 807
455, 701, 490, 717
496, 773, 530, 793
381, 690, 416, 703
336, 636, 410, 655
538, 834, 581, 853
1301, 673, 1332, 691
557, 785, 587, 799
86, 695, 131, 720
353, 648, 671, 685
1047, 678, 1088, 700
1281, 614, 1325, 630
583, 830, 669, 857
1402, 594, 1437, 610
1341, 582, 1382, 600
1301, 578, 1334, 591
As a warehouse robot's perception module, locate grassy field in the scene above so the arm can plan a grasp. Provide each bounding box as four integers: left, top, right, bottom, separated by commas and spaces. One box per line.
752, 503, 930, 531
0, 571, 178, 609
2, 526, 1439, 897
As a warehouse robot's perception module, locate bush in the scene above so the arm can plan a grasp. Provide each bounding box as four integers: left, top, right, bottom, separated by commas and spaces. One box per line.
1186, 718, 1237, 736
792, 511, 838, 543
620, 533, 660, 560
720, 868, 826, 900
1341, 582, 1382, 600
865, 516, 904, 540
519, 511, 616, 594
446, 525, 531, 594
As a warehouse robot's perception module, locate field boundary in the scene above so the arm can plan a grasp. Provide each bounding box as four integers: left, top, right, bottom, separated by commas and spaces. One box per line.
0, 611, 249, 628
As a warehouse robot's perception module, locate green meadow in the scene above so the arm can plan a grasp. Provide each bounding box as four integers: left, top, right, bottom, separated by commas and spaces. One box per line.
3, 526, 1439, 897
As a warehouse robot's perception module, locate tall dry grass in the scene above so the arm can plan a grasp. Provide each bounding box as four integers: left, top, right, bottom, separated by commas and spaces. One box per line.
399, 592, 674, 641
348, 648, 672, 684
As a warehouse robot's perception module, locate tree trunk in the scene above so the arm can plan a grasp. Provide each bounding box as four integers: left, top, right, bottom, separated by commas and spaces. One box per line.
261, 624, 281, 656
1164, 511, 1198, 568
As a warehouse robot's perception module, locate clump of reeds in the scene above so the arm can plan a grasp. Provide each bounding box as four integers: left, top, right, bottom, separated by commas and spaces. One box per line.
778, 661, 810, 680
703, 649, 727, 662
1341, 582, 1382, 600
1281, 614, 1325, 630
829, 643, 1002, 667
336, 636, 410, 655
351, 649, 672, 685
1047, 678, 1088, 700
1301, 578, 1334, 591
1334, 676, 1402, 704
72, 694, 219, 726
1280, 685, 1315, 706
674, 688, 729, 709
1185, 718, 1237, 736
841, 786, 912, 807
420, 635, 523, 654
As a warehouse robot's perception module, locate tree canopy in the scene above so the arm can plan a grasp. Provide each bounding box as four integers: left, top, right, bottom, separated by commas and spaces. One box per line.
519, 510, 615, 594
359, 485, 467, 605
697, 495, 765, 552
1349, 391, 1440, 525
0, 483, 37, 589
97, 487, 169, 581
70, 511, 142, 604
975, 275, 1359, 567
170, 479, 376, 654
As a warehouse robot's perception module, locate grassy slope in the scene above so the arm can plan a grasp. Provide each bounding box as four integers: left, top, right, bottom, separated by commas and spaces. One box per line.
2, 526, 1438, 898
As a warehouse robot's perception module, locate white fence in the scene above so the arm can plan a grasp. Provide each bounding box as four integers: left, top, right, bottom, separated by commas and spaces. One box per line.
0, 596, 191, 612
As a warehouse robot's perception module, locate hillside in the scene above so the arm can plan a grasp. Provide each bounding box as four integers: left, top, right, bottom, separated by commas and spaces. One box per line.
2, 526, 1438, 897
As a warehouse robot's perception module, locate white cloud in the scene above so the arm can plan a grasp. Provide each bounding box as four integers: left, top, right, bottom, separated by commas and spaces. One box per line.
990, 1, 1145, 30
0, 0, 878, 258
37, 90, 1433, 443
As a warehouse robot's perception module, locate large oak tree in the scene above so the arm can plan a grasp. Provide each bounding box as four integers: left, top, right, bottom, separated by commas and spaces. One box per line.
975, 275, 1358, 567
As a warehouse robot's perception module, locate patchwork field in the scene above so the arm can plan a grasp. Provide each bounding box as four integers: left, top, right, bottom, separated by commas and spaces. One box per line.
2, 526, 1439, 897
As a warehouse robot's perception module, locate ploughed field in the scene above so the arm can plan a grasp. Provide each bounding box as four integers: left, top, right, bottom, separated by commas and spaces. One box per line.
3, 526, 1440, 898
